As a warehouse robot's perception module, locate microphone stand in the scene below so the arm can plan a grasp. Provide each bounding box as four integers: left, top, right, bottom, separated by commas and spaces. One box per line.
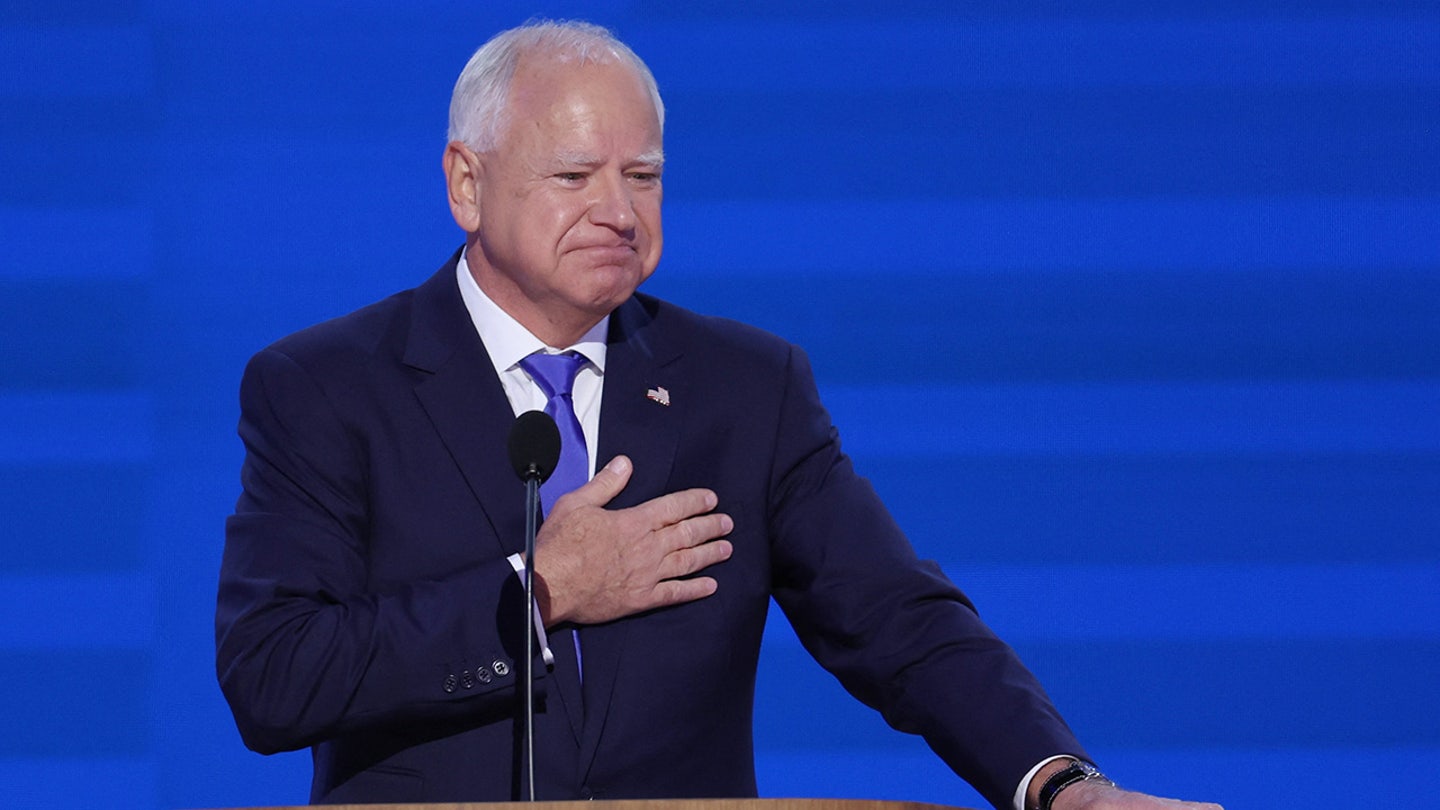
522, 472, 541, 802
507, 408, 558, 803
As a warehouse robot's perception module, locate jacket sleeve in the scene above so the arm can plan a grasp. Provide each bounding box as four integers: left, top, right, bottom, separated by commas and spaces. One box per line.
764, 344, 1088, 810
216, 347, 532, 755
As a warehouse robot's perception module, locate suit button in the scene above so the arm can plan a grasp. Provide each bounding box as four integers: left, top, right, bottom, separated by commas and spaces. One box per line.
492, 660, 510, 677
442, 673, 457, 693
460, 669, 475, 689
476, 666, 493, 684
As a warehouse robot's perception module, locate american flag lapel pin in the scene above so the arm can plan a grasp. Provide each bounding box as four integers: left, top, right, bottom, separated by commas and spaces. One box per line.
645, 386, 671, 406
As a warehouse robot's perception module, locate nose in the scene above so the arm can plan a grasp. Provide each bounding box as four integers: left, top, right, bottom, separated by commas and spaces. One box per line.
587, 171, 636, 233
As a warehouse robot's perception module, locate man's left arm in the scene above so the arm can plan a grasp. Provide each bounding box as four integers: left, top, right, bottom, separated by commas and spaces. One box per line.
762, 342, 1080, 808
761, 343, 1221, 810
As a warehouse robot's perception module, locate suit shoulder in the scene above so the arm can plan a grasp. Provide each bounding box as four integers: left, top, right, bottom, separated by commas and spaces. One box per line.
635, 292, 798, 369
253, 286, 416, 375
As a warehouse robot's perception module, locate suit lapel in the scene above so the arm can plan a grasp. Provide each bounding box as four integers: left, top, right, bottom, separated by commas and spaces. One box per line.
405, 257, 525, 557
579, 295, 684, 772
404, 254, 586, 746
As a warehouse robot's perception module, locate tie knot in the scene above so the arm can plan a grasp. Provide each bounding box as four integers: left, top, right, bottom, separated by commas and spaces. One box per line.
519, 351, 586, 399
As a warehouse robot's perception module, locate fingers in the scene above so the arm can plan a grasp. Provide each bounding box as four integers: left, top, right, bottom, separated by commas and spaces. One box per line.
554, 456, 720, 533
654, 513, 733, 580
656, 536, 733, 581
669, 510, 734, 550
649, 576, 719, 608
636, 486, 722, 530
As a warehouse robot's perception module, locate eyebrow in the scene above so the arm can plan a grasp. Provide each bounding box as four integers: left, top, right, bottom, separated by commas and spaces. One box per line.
553, 150, 603, 167
633, 149, 666, 168
550, 149, 666, 169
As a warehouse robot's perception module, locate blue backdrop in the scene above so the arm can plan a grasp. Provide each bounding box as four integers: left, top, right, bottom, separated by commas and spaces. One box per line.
2, 2, 1437, 809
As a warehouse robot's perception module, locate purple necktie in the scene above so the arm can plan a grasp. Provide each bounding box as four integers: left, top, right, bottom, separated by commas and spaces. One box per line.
518, 351, 589, 516
518, 350, 589, 683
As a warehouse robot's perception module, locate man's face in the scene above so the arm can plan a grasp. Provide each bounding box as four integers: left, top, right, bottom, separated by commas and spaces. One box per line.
464, 57, 664, 342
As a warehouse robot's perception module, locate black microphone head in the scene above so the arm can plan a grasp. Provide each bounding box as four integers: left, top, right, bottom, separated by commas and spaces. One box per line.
508, 410, 561, 483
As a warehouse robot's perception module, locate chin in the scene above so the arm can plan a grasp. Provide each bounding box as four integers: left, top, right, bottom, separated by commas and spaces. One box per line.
584, 263, 650, 297
585, 285, 641, 314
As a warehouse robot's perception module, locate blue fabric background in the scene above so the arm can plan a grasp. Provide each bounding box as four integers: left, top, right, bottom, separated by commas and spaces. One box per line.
1, 2, 1436, 808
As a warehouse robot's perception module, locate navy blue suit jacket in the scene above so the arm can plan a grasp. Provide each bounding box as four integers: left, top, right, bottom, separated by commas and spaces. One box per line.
217, 252, 1084, 808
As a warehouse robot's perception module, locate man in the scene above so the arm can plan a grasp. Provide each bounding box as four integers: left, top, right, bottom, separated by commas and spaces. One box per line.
217, 20, 1220, 810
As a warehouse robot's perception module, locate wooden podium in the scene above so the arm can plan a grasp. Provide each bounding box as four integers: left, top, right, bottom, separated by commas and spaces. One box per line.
216, 800, 975, 810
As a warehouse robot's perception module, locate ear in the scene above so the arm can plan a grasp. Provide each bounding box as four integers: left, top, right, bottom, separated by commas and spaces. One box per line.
443, 141, 482, 233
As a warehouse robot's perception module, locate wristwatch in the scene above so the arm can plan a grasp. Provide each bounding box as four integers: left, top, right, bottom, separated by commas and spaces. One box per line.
1036, 759, 1115, 810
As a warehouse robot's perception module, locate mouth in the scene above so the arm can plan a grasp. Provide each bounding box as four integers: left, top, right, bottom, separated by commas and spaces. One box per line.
570, 244, 638, 264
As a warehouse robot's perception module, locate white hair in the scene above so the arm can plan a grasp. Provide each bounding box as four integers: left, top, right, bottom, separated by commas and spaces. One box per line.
447, 19, 665, 152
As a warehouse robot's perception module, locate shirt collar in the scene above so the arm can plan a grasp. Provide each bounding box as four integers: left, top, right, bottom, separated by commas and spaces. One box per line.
456, 250, 609, 377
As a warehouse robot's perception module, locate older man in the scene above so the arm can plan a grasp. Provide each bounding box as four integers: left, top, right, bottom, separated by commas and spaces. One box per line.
217, 20, 1219, 810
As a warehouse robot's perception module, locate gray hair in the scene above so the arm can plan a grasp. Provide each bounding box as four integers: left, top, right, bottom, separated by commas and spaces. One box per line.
447, 20, 665, 152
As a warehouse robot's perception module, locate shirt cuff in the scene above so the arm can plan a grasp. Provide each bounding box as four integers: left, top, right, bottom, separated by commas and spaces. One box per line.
507, 553, 555, 668
1014, 755, 1077, 810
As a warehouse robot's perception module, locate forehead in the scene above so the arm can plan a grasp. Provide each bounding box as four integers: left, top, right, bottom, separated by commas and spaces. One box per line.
502, 55, 661, 152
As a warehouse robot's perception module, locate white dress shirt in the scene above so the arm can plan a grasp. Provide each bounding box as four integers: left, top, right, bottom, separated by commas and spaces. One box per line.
456, 253, 607, 473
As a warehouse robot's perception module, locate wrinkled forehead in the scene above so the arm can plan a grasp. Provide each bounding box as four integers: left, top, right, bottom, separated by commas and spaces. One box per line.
503, 57, 663, 148
509, 53, 657, 116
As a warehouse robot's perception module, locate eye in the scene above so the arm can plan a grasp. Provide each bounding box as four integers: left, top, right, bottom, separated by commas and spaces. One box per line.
555, 172, 587, 184
628, 171, 661, 186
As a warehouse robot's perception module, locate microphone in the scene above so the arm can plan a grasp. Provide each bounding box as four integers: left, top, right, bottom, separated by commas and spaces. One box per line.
505, 409, 560, 802
508, 409, 561, 484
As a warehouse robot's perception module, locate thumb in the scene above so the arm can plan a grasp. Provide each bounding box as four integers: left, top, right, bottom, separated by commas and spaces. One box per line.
560, 454, 632, 509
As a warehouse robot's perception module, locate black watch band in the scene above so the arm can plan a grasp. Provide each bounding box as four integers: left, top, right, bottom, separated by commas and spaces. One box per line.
1037, 759, 1115, 810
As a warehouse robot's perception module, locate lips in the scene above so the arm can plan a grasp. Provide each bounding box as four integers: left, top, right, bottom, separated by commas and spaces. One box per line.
570, 244, 638, 264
